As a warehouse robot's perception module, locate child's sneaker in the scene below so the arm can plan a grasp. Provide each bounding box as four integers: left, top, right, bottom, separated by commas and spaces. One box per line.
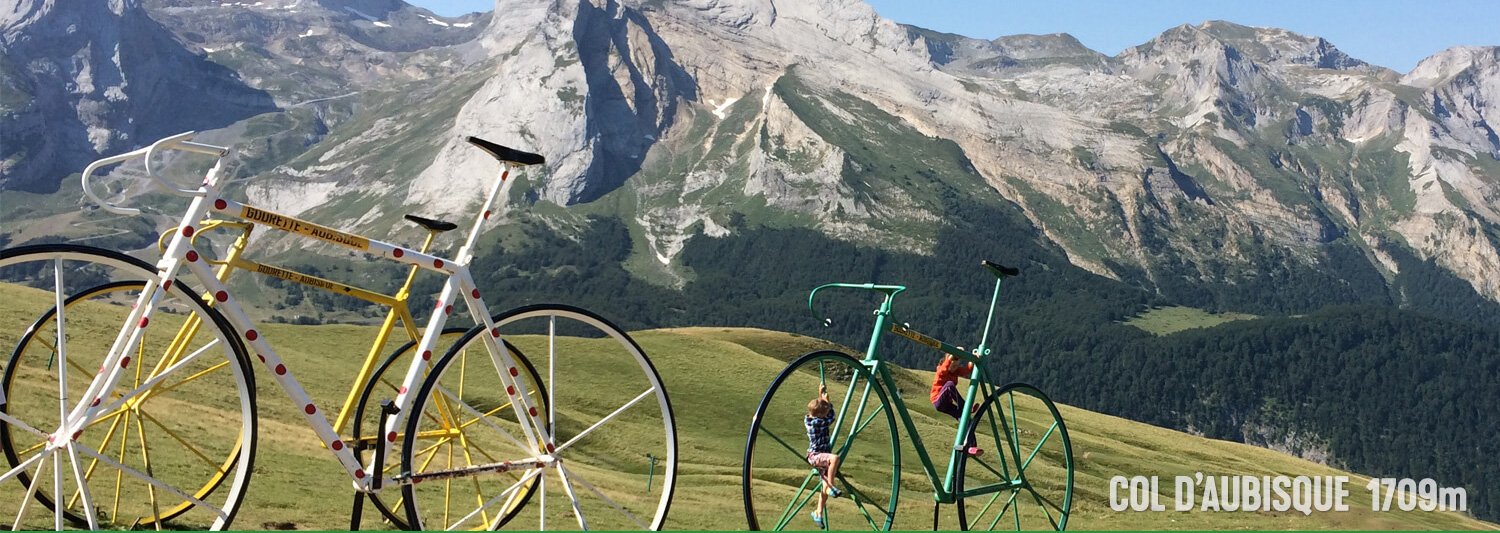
810, 511, 825, 528
966, 446, 984, 457
826, 485, 843, 498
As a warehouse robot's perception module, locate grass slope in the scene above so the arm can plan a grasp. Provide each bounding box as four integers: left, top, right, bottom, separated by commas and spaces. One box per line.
0, 281, 1490, 530
1125, 306, 1259, 336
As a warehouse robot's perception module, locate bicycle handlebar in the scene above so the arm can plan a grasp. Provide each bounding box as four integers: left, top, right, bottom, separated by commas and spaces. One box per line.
81, 131, 229, 215
807, 282, 907, 327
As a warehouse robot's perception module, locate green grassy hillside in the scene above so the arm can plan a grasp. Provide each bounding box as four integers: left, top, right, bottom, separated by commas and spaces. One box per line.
0, 279, 1491, 529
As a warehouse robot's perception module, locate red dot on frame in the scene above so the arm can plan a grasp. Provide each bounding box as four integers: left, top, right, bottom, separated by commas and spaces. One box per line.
546, 443, 555, 453
528, 407, 538, 417
508, 367, 519, 377
491, 328, 501, 338
387, 431, 397, 442
163, 280, 172, 290
215, 291, 228, 302
91, 398, 100, 407
444, 305, 453, 315
393, 248, 404, 258
139, 317, 149, 328
506, 386, 515, 396
422, 350, 432, 361
484, 210, 492, 220
275, 364, 287, 375
304, 404, 317, 415
214, 199, 227, 210
245, 330, 258, 341
331, 440, 344, 451
398, 386, 407, 394
471, 289, 480, 299
121, 357, 131, 368
182, 226, 195, 237
186, 251, 199, 262
257, 354, 266, 362
355, 469, 366, 479
433, 259, 444, 269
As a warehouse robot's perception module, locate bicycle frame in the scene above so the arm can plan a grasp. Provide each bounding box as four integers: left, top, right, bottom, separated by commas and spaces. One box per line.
46, 147, 552, 512
809, 277, 1014, 504
161, 218, 442, 436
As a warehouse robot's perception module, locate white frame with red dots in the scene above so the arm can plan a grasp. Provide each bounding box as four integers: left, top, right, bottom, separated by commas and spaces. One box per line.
36, 131, 579, 528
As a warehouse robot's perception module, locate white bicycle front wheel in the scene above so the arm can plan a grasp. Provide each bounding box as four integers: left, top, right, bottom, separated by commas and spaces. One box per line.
400, 304, 677, 530
0, 244, 258, 530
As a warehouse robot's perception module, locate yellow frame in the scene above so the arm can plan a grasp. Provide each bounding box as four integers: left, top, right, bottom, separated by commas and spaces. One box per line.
157, 218, 439, 435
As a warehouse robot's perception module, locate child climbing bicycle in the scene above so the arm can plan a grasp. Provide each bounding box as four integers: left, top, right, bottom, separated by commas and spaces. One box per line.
805, 384, 842, 528
931, 354, 982, 456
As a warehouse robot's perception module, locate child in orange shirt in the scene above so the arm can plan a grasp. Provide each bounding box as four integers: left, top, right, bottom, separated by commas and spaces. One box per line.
931, 354, 982, 456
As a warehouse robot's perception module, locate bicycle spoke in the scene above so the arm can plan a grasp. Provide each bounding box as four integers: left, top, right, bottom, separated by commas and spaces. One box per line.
95, 339, 221, 416
74, 438, 228, 521
560, 461, 649, 529
139, 409, 228, 472
65, 410, 129, 510
0, 409, 49, 440
758, 426, 809, 464
433, 384, 528, 451
453, 432, 492, 527
1019, 421, 1058, 472
439, 468, 541, 531
986, 490, 1019, 531
774, 476, 820, 531
970, 488, 1004, 526
1027, 488, 1060, 530
971, 454, 1007, 479
836, 471, 885, 530
554, 459, 589, 530
554, 387, 655, 454
64, 442, 100, 529
11, 452, 48, 530
1034, 490, 1065, 514
850, 402, 886, 437
134, 415, 164, 525
137, 360, 229, 399
0, 444, 47, 485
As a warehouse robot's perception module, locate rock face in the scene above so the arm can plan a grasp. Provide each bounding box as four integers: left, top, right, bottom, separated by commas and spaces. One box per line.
0, 0, 276, 192
5, 0, 1500, 307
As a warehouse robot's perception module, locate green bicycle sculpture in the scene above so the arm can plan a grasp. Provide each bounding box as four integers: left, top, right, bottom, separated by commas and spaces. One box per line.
742, 261, 1073, 531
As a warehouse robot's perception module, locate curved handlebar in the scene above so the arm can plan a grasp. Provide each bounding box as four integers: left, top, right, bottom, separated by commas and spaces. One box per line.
807, 282, 906, 327
81, 131, 229, 215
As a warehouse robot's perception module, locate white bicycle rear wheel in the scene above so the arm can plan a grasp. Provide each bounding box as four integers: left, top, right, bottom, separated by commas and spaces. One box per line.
400, 304, 676, 530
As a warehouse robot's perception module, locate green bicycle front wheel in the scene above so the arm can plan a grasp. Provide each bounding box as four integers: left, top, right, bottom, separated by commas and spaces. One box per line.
743, 350, 900, 531
954, 382, 1072, 531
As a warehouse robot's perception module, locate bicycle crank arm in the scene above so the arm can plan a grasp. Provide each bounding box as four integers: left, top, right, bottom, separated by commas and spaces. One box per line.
393, 454, 553, 485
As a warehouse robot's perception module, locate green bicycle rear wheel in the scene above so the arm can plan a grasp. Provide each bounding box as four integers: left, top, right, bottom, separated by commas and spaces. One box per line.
743, 350, 900, 531
954, 382, 1072, 531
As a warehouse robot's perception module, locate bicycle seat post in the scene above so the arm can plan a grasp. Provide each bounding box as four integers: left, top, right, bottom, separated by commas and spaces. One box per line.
975, 270, 1008, 357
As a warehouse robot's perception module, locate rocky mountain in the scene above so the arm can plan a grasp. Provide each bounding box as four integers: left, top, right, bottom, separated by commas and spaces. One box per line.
0, 0, 277, 192
3, 0, 1499, 310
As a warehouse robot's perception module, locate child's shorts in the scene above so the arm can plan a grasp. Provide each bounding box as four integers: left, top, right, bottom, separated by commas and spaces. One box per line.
807, 451, 837, 471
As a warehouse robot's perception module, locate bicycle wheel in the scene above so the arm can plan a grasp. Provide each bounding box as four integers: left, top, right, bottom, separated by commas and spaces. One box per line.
351, 328, 546, 529
954, 382, 1072, 531
400, 304, 676, 530
0, 244, 258, 530
743, 350, 900, 531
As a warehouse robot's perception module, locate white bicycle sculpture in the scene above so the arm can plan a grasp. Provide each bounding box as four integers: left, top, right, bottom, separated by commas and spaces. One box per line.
0, 132, 677, 530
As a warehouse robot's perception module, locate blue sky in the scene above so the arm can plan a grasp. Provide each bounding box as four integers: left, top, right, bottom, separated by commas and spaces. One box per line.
411, 0, 1497, 72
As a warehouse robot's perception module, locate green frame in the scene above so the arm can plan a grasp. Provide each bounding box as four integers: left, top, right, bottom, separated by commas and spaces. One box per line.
806, 279, 1016, 504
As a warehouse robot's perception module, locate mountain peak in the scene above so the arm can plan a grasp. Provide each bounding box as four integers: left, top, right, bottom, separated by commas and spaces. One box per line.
1403, 45, 1500, 88
1131, 20, 1368, 70
990, 32, 1101, 61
